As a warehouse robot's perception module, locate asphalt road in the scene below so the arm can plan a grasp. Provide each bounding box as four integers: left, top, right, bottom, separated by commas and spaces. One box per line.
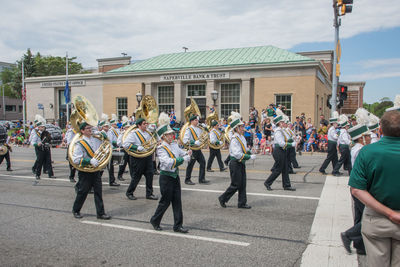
0, 146, 331, 267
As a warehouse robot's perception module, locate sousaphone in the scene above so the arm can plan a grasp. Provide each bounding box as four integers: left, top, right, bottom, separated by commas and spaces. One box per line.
68, 95, 112, 172
122, 95, 158, 158
206, 111, 225, 150
179, 98, 209, 150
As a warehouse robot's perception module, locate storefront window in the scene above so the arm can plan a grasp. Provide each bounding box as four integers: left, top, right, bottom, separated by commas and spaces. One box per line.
187, 84, 206, 97
158, 85, 174, 113
220, 83, 240, 118
275, 94, 292, 121
116, 97, 128, 119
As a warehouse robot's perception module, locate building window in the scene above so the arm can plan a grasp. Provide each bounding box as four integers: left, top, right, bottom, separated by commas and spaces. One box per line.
220, 83, 240, 118
19, 105, 23, 112
116, 97, 128, 120
275, 94, 292, 121
5, 105, 16, 112
187, 84, 206, 97
158, 85, 174, 113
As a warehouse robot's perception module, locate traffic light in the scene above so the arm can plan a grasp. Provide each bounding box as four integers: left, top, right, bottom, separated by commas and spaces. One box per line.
339, 85, 348, 100
337, 99, 344, 109
337, 0, 353, 16
327, 95, 332, 109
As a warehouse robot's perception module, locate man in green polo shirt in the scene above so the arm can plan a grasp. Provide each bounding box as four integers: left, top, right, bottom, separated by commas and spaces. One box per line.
349, 110, 400, 267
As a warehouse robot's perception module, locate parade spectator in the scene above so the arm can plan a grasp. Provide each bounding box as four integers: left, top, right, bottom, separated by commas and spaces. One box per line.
249, 114, 256, 129
317, 123, 328, 135
305, 130, 317, 152
267, 104, 276, 118
349, 110, 400, 266
306, 118, 313, 131
244, 122, 253, 148
318, 133, 328, 152
170, 112, 177, 127
320, 114, 329, 127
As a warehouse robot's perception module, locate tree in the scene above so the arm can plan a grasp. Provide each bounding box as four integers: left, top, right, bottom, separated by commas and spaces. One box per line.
363, 100, 393, 118
0, 49, 88, 99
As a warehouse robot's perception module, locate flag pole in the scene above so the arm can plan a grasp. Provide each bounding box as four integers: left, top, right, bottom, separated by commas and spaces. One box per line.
66, 52, 69, 126
22, 61, 26, 135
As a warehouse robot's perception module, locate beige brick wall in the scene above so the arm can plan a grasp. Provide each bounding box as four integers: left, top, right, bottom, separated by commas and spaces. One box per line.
254, 76, 321, 124
103, 83, 142, 117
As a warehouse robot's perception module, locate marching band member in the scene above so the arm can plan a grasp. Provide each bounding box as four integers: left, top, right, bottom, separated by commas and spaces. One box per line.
206, 120, 227, 172
71, 121, 111, 220
150, 113, 191, 233
65, 122, 77, 182
332, 115, 352, 176
99, 114, 119, 187
341, 108, 371, 255
319, 111, 339, 175
367, 113, 380, 144
223, 112, 240, 166
0, 136, 13, 171
218, 115, 254, 209
264, 114, 296, 191
123, 118, 158, 200
31, 115, 55, 184
183, 114, 209, 185
107, 114, 122, 182
285, 122, 300, 172
116, 116, 130, 181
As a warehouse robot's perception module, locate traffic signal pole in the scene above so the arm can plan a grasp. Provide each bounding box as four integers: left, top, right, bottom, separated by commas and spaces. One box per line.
331, 0, 340, 115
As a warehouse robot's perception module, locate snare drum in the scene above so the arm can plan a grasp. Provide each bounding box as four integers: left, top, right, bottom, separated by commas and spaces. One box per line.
111, 150, 124, 165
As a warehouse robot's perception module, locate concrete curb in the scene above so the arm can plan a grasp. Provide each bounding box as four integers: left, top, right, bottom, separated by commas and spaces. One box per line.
300, 175, 358, 267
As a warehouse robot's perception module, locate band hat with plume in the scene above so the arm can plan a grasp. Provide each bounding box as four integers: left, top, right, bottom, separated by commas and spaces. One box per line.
98, 113, 109, 127
229, 111, 244, 129
350, 108, 371, 140
34, 114, 46, 127
348, 124, 369, 141
273, 108, 285, 124
189, 114, 200, 122
110, 114, 118, 124
385, 95, 400, 112
329, 111, 339, 123
211, 120, 218, 127
338, 114, 349, 127
156, 112, 174, 138
368, 113, 380, 131
135, 118, 146, 125
121, 115, 129, 127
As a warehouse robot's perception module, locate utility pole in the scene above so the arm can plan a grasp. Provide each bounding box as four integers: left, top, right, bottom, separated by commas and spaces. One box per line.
331, 0, 353, 115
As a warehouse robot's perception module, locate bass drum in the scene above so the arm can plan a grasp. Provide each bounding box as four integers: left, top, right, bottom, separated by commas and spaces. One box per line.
111, 150, 125, 165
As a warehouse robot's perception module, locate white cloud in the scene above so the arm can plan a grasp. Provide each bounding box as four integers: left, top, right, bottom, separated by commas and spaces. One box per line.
0, 0, 400, 67
358, 58, 400, 69
343, 71, 400, 81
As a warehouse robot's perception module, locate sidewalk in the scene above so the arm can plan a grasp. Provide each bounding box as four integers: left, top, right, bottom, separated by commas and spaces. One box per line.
300, 175, 362, 267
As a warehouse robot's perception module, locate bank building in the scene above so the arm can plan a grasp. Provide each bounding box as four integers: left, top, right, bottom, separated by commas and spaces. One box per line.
25, 45, 364, 125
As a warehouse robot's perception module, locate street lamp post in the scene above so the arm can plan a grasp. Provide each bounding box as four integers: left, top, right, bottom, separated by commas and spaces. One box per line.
136, 92, 143, 108
211, 90, 218, 108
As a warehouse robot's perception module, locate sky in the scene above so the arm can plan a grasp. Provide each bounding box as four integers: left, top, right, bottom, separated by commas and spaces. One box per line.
1, 0, 399, 104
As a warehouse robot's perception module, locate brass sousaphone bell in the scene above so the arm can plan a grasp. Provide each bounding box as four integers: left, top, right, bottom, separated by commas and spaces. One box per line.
68, 95, 112, 172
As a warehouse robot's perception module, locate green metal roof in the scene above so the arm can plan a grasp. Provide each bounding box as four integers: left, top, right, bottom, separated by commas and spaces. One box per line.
107, 45, 315, 73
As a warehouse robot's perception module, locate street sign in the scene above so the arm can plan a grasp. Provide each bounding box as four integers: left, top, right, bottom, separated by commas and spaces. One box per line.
336, 39, 341, 62
37, 103, 44, 110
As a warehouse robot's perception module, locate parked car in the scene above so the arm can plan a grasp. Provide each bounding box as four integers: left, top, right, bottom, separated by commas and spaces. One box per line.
0, 125, 7, 143
44, 124, 63, 147
0, 120, 16, 130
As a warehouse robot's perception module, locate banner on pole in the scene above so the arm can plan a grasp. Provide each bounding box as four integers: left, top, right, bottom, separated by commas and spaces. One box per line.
64, 80, 70, 103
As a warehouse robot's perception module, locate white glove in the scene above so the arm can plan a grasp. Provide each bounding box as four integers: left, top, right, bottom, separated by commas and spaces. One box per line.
250, 155, 256, 160
90, 158, 99, 167
194, 140, 201, 146
148, 124, 156, 132
137, 145, 144, 152
201, 123, 207, 128
183, 155, 191, 162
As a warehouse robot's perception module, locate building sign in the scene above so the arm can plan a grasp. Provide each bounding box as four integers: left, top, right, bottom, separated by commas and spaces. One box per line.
160, 72, 229, 82
40, 80, 86, 88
